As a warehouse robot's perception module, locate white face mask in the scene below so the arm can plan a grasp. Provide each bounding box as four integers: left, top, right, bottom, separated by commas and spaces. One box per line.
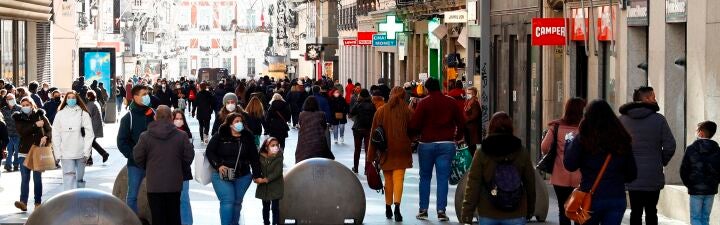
269, 146, 280, 154
225, 104, 236, 112
173, 119, 184, 128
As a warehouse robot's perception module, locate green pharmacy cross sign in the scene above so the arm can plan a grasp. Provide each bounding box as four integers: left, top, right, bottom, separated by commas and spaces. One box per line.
378, 15, 404, 40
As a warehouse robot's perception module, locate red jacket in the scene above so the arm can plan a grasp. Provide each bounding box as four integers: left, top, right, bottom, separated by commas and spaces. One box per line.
345, 83, 355, 104
125, 83, 133, 100
409, 91, 466, 143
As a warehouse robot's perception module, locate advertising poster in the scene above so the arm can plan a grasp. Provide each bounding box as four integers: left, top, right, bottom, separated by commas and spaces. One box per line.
79, 48, 115, 97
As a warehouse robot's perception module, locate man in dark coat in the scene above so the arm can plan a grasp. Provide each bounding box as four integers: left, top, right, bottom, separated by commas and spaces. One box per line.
192, 82, 216, 143
28, 82, 44, 108
377, 78, 391, 102
154, 81, 174, 107
134, 105, 194, 225
42, 90, 62, 124
619, 86, 676, 225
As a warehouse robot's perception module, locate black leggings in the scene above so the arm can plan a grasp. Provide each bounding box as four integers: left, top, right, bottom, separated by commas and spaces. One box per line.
262, 199, 280, 225
198, 117, 211, 140
553, 185, 577, 225
629, 190, 660, 225
88, 138, 108, 161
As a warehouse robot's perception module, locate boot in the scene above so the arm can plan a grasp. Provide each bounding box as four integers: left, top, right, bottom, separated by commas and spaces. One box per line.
101, 152, 110, 163
385, 205, 393, 219
394, 203, 403, 222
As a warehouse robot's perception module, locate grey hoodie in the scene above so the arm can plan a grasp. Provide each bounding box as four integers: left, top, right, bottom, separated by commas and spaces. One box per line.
619, 102, 676, 191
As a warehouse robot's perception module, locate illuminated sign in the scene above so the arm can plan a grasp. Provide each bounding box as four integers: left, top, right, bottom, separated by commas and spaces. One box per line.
378, 15, 404, 40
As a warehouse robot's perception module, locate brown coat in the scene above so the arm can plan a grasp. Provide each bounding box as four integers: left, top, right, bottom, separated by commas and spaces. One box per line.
295, 111, 329, 163
371, 96, 385, 110
464, 99, 482, 145
367, 104, 413, 170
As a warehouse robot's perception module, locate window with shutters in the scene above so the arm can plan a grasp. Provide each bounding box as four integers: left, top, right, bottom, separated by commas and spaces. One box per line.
36, 22, 51, 84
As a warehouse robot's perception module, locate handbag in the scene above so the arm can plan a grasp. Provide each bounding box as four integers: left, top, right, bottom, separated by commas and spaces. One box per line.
536, 124, 560, 173
365, 159, 384, 192
450, 145, 472, 185
194, 151, 213, 185
24, 144, 56, 172
564, 154, 612, 224
334, 112, 344, 120
221, 142, 243, 181
80, 110, 86, 137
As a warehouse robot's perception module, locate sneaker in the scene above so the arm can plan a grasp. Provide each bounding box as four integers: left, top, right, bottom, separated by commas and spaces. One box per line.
14, 201, 27, 212
13, 166, 18, 171
416, 209, 428, 220
438, 210, 449, 222
339, 137, 344, 144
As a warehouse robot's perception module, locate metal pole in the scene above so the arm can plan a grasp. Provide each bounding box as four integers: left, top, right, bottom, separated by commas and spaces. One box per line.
479, 0, 490, 138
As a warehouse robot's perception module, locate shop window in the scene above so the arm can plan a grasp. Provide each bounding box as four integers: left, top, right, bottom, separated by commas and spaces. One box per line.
201, 58, 209, 68
1, 20, 13, 83
18, 21, 26, 86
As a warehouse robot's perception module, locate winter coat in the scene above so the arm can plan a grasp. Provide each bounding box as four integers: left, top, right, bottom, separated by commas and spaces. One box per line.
409, 91, 466, 142
314, 94, 332, 123
329, 97, 348, 125
619, 102, 676, 191
213, 88, 228, 112
125, 83, 133, 100
349, 99, 376, 131
42, 98, 61, 124
13, 109, 52, 154
154, 88, 173, 107
31, 93, 44, 108
134, 121, 194, 193
2, 105, 21, 137
117, 103, 155, 167
205, 126, 262, 179
680, 139, 720, 195
464, 99, 482, 145
344, 84, 355, 104
460, 134, 536, 222
286, 91, 306, 113
540, 122, 582, 187
255, 152, 284, 201
266, 100, 291, 138
212, 109, 247, 136
564, 135, 638, 199
51, 106, 95, 159
193, 90, 216, 120
0, 120, 8, 151
86, 100, 104, 137
367, 104, 413, 170
295, 111, 329, 163
371, 96, 385, 110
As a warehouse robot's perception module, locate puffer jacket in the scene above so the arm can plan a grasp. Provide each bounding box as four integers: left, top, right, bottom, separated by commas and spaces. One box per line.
255, 152, 284, 201
13, 109, 52, 154
349, 98, 376, 130
680, 138, 720, 195
2, 105, 21, 137
52, 106, 95, 159
619, 102, 676, 191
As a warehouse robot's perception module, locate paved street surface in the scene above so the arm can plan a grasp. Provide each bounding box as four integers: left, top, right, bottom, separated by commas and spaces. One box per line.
0, 109, 687, 225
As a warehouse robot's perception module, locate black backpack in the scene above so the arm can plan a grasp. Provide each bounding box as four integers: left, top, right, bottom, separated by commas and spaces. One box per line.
371, 125, 387, 153
487, 159, 524, 211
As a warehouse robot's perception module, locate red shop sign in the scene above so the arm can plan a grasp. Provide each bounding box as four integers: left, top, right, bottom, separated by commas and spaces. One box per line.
531, 18, 566, 46
343, 39, 357, 46
357, 32, 376, 46
570, 8, 590, 41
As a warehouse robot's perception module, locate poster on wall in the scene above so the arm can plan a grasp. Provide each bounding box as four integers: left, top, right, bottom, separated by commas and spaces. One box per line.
597, 6, 616, 41
570, 8, 589, 41
305, 44, 323, 61
79, 48, 116, 97
324, 62, 334, 79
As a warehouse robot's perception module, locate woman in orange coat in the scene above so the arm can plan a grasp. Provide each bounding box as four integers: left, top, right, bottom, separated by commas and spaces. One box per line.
367, 87, 413, 222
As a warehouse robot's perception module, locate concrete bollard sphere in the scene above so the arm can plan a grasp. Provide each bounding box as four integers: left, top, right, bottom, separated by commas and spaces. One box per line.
26, 189, 142, 225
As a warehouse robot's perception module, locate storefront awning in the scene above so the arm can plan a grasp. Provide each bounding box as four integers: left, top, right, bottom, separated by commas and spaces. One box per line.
0, 0, 52, 22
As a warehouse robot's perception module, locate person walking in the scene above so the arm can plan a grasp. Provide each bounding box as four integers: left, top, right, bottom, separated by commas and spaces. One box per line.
460, 112, 536, 225
212, 93, 245, 136
367, 87, 413, 222
409, 78, 465, 221
172, 109, 194, 225
266, 94, 290, 148
85, 91, 109, 166
344, 79, 355, 104
329, 89, 348, 144
244, 96, 265, 146
192, 82, 216, 143
13, 97, 52, 211
134, 105, 194, 225
117, 84, 156, 213
463, 87, 482, 156
295, 96, 331, 163
619, 87, 676, 225
42, 91, 61, 124
286, 84, 306, 128
680, 121, 720, 225
255, 137, 284, 225
564, 99, 638, 225
28, 82, 43, 108
540, 97, 586, 225
116, 80, 126, 113
348, 89, 376, 173
2, 93, 21, 172
52, 91, 95, 190
206, 112, 263, 225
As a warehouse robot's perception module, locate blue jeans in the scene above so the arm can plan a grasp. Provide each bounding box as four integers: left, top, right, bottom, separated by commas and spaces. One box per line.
18, 157, 42, 204
690, 195, 714, 225
478, 217, 526, 225
5, 136, 20, 168
418, 142, 455, 211
585, 197, 626, 225
126, 165, 146, 213
332, 123, 345, 140
116, 96, 124, 112
181, 180, 193, 225
212, 172, 252, 225
61, 159, 87, 190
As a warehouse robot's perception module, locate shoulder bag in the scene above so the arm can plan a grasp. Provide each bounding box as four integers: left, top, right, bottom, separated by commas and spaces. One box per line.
221, 142, 243, 181
536, 124, 560, 173
564, 154, 612, 224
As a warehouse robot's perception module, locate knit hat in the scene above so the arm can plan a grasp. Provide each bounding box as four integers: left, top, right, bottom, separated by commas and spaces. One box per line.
223, 93, 238, 105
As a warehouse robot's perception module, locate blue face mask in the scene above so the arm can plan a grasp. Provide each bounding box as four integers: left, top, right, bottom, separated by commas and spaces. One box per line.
21, 107, 32, 114
66, 98, 77, 107
141, 95, 151, 106
233, 122, 244, 132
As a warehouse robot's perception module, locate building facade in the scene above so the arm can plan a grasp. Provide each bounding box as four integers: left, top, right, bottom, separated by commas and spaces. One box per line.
0, 0, 52, 87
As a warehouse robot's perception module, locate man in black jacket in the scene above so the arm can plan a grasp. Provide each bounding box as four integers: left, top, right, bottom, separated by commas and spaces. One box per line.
680, 121, 720, 225
192, 82, 216, 143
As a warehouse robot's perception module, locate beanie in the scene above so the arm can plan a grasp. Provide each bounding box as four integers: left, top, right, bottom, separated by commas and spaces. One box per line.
223, 93, 238, 105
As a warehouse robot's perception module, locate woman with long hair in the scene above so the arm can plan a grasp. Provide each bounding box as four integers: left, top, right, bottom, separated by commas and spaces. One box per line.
13, 97, 52, 211
266, 93, 291, 148
206, 112, 262, 225
172, 109, 194, 225
461, 112, 536, 225
367, 87, 413, 222
540, 97, 586, 225
295, 96, 330, 163
564, 100, 638, 225
245, 96, 266, 146
84, 90, 109, 166
52, 91, 95, 190
329, 89, 349, 144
